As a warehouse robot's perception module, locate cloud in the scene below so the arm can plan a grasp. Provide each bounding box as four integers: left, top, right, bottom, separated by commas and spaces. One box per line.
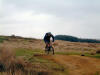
0, 0, 100, 39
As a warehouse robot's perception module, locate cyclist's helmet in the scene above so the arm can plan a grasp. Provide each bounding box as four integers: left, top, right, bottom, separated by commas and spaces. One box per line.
47, 32, 52, 36
47, 32, 51, 35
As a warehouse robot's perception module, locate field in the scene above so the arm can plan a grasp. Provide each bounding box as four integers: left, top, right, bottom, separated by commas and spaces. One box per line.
0, 36, 100, 75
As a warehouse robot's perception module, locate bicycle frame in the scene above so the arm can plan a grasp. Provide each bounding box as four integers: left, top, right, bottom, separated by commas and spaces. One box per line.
45, 42, 54, 55
46, 43, 51, 48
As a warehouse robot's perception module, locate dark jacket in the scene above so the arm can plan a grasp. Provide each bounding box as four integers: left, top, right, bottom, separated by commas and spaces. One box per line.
44, 33, 54, 43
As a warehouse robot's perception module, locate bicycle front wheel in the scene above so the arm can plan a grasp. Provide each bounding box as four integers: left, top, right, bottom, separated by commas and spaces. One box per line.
51, 47, 54, 55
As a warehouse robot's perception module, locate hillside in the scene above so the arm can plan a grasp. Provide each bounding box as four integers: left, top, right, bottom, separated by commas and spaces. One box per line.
55, 35, 100, 43
0, 36, 100, 75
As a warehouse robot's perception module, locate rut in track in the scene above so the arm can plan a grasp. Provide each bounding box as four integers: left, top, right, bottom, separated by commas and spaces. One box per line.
40, 55, 100, 75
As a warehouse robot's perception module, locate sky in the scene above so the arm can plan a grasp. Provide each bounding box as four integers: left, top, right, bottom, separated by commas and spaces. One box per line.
0, 0, 100, 39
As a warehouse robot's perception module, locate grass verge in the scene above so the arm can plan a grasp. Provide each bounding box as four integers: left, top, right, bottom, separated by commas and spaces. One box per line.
15, 48, 68, 75
56, 51, 100, 59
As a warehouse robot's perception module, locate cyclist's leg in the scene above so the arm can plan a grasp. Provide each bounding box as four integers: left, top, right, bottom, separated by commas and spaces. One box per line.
45, 42, 50, 54
47, 42, 51, 51
45, 41, 50, 50
50, 41, 55, 55
50, 41, 53, 48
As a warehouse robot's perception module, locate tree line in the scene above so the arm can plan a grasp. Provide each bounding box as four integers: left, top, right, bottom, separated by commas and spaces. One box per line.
55, 35, 100, 43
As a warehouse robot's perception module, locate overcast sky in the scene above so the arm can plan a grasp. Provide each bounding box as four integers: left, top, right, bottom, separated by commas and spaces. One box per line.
0, 0, 100, 39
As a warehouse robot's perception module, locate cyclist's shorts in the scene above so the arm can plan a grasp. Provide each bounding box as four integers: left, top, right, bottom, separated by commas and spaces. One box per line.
44, 40, 50, 44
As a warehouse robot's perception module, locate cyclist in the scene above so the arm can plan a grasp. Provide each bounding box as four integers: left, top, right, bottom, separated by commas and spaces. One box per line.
44, 32, 55, 48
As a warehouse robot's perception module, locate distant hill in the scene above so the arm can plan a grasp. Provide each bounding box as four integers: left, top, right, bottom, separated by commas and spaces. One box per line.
0, 35, 36, 43
55, 35, 100, 43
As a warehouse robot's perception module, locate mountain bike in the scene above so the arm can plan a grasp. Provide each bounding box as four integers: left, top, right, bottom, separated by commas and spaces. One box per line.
45, 42, 54, 55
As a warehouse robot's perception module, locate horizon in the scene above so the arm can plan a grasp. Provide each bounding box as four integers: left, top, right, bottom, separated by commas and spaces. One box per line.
0, 34, 100, 40
0, 0, 100, 39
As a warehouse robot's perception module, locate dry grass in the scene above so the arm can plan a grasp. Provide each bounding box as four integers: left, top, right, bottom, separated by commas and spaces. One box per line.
0, 47, 51, 75
40, 55, 100, 75
0, 37, 100, 75
1, 38, 100, 53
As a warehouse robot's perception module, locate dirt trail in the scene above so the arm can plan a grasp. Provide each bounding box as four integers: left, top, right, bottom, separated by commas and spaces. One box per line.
40, 55, 100, 75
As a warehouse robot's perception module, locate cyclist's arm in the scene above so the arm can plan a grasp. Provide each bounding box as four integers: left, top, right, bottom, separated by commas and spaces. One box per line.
51, 34, 55, 42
